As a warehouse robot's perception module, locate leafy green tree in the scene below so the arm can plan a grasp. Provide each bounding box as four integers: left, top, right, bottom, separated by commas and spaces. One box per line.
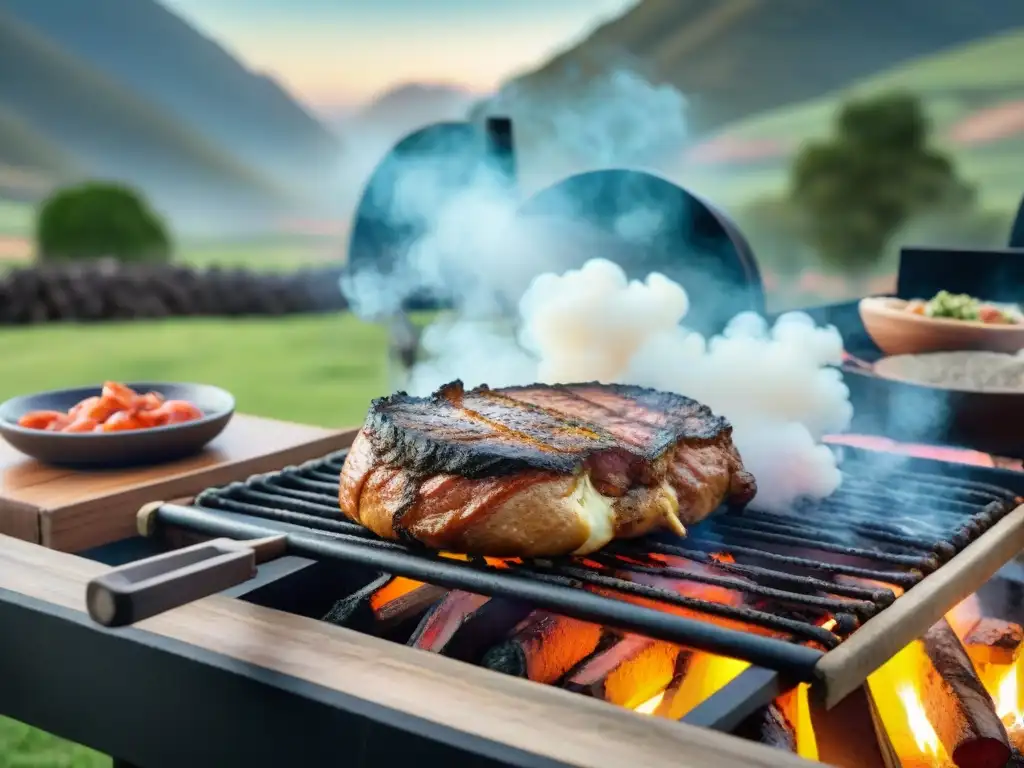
35, 181, 171, 262
789, 92, 973, 273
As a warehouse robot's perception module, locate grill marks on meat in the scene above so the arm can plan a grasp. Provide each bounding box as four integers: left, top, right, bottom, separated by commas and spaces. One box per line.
340, 380, 757, 557
365, 381, 728, 477
499, 383, 728, 454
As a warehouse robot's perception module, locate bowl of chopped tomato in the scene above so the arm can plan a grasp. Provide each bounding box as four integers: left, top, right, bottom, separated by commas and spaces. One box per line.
859, 293, 1024, 356
0, 381, 234, 466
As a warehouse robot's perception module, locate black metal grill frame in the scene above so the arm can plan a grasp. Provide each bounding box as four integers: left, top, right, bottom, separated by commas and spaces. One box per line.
155, 445, 1024, 681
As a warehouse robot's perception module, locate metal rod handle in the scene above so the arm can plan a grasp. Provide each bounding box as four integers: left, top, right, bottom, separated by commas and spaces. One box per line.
86, 534, 287, 627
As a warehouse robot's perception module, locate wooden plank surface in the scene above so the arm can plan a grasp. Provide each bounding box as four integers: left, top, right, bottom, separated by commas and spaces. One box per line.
0, 534, 817, 768
0, 417, 356, 552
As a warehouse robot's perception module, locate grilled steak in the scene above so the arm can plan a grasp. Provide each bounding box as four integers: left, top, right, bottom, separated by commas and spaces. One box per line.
339, 380, 756, 557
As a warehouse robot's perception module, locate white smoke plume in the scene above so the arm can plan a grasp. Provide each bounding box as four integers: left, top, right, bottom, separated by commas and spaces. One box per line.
342, 68, 689, 321
411, 259, 853, 511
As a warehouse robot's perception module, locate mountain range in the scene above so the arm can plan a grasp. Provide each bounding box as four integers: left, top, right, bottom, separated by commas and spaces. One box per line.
0, 0, 341, 229
484, 0, 1024, 141
2, 0, 1024, 234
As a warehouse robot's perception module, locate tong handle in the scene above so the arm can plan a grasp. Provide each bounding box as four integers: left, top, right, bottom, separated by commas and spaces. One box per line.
86, 535, 287, 627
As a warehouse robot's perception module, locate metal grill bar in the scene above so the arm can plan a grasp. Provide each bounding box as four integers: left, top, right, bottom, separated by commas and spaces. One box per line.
151, 502, 826, 678
180, 447, 1024, 674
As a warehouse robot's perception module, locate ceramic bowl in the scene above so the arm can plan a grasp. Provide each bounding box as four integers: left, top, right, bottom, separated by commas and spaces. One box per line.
0, 382, 234, 467
859, 296, 1024, 356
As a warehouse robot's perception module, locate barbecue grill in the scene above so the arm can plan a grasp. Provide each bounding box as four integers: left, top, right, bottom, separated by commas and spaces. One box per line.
98, 443, 1024, 721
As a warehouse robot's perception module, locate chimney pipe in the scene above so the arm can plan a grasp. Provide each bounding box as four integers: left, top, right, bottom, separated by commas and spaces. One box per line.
484, 116, 518, 193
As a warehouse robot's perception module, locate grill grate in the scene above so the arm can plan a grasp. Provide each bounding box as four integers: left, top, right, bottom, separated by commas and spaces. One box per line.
182, 447, 1023, 676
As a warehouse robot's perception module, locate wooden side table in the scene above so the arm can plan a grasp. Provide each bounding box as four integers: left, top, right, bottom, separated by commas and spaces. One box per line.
0, 414, 355, 552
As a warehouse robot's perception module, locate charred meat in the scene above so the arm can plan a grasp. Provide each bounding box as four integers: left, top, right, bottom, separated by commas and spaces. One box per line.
339, 380, 756, 557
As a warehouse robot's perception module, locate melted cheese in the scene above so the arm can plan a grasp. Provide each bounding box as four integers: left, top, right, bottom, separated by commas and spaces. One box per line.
658, 481, 686, 537
570, 477, 684, 556
569, 473, 617, 555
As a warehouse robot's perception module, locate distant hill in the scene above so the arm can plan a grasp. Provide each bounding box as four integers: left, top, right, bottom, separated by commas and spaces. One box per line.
671, 28, 1024, 213
0, 0, 342, 196
351, 83, 477, 134
487, 0, 1024, 140
0, 10, 294, 226
0, 105, 79, 181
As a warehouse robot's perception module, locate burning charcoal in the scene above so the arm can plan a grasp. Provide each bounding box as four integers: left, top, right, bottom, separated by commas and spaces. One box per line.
323, 575, 445, 638
562, 634, 685, 708
645, 651, 749, 720
480, 611, 608, 683
733, 703, 797, 752
920, 618, 1011, 768
409, 591, 532, 664
963, 619, 1024, 667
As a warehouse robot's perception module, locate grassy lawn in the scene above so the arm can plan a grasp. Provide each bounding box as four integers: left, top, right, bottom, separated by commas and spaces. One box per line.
0, 236, 340, 274
0, 717, 108, 768
0, 314, 390, 428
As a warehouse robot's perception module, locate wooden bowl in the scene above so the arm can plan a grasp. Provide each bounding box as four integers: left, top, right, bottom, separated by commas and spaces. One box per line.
0, 382, 235, 467
859, 296, 1024, 356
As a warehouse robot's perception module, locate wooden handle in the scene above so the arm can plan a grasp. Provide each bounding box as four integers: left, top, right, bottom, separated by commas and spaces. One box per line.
86, 535, 287, 627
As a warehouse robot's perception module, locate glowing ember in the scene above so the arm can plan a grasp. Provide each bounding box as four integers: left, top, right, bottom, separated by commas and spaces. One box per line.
631, 652, 750, 720
946, 595, 983, 640
634, 690, 665, 715
368, 576, 425, 611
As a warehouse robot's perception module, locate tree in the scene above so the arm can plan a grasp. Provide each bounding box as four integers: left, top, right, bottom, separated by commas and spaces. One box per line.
789, 91, 973, 273
35, 181, 171, 262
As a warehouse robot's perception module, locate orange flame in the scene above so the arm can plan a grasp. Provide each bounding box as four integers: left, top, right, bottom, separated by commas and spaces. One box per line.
632, 652, 750, 719
868, 642, 953, 766
994, 663, 1021, 729
896, 684, 942, 757
633, 690, 665, 715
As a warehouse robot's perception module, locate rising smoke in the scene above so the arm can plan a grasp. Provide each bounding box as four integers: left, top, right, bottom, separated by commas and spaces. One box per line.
342, 67, 689, 320
340, 69, 854, 511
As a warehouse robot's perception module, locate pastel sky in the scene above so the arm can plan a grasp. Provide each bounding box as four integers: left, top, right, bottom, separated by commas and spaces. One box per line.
160, 0, 639, 107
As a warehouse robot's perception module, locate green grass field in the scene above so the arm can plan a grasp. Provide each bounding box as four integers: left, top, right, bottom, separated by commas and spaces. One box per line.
0, 717, 108, 768
0, 314, 390, 428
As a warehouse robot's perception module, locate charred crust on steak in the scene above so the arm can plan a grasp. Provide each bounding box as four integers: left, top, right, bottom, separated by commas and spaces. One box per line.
363, 380, 735, 480
390, 473, 425, 535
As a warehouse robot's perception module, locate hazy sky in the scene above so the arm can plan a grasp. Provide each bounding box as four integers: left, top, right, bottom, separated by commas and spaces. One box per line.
160, 0, 639, 107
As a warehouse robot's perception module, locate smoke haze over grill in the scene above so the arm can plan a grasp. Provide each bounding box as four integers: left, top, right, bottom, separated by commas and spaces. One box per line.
341, 67, 687, 320
412, 259, 853, 510
340, 68, 854, 510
